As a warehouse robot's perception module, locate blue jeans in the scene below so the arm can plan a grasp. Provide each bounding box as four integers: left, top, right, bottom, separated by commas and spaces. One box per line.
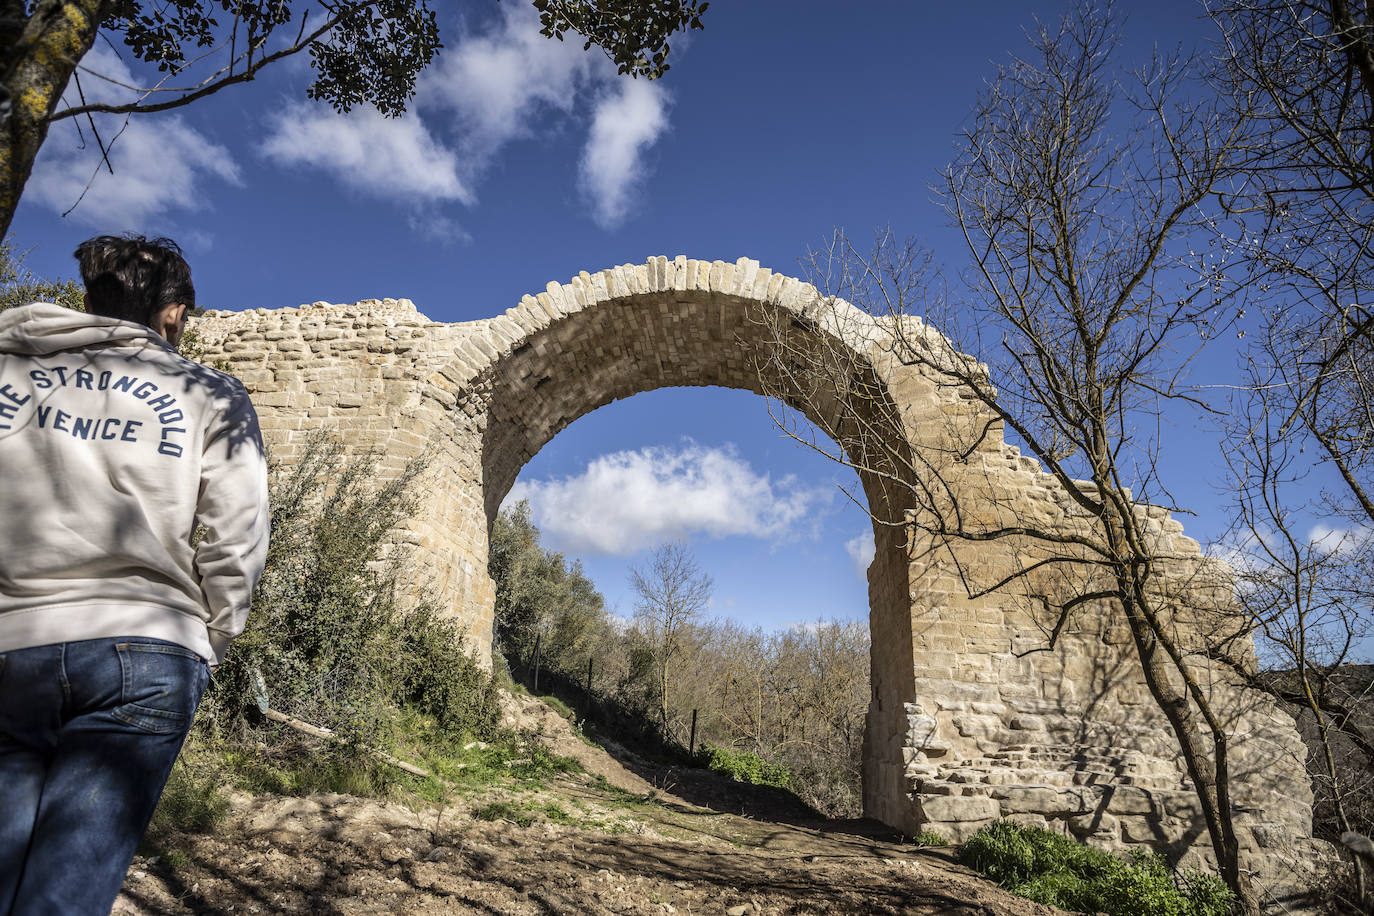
0, 637, 209, 916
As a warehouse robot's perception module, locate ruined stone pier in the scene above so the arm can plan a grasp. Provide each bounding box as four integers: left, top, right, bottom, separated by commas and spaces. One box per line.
190, 255, 1316, 886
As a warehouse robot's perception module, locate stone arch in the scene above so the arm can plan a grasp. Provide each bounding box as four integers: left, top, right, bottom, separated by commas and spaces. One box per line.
443, 257, 927, 827
188, 256, 1315, 881
471, 259, 915, 534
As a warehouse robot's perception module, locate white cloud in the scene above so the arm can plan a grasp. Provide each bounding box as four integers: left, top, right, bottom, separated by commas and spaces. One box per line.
407, 210, 470, 244
1207, 538, 1260, 576
255, 3, 672, 230
845, 530, 876, 579
418, 3, 594, 170
508, 442, 829, 555
579, 78, 670, 228
27, 45, 241, 228
1308, 523, 1374, 557
261, 103, 472, 205
1209, 521, 1374, 574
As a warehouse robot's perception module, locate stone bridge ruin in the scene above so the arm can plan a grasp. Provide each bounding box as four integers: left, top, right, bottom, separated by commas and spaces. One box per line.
191, 256, 1315, 883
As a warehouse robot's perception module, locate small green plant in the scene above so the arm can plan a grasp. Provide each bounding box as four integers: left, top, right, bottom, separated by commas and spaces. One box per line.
408, 731, 583, 791
473, 801, 536, 827
156, 849, 193, 869
146, 756, 230, 839
958, 821, 1233, 916
507, 741, 583, 781
472, 799, 571, 827
539, 695, 574, 721
701, 745, 792, 789
542, 802, 572, 824
914, 829, 948, 847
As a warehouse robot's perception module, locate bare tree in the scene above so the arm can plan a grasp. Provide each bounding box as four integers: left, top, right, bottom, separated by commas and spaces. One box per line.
757, 3, 1275, 909
684, 617, 870, 816
1208, 0, 1374, 529
716, 624, 772, 753
769, 620, 869, 814
630, 541, 712, 737
1205, 4, 1374, 908
1222, 371, 1374, 911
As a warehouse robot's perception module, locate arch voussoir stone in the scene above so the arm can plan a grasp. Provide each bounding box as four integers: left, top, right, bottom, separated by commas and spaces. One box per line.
190, 256, 1318, 892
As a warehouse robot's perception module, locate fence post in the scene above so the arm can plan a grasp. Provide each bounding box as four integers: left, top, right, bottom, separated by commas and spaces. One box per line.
689, 708, 698, 759
531, 633, 542, 694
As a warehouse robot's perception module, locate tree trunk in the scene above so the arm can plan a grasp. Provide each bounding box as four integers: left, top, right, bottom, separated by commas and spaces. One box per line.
659, 657, 669, 739
2, 1, 105, 240
1118, 579, 1260, 916
1097, 489, 1259, 916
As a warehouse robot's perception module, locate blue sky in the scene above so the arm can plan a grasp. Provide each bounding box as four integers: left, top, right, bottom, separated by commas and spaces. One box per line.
10, 0, 1286, 631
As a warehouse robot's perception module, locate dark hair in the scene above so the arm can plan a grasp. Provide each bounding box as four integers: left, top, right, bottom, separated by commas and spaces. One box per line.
73, 235, 195, 325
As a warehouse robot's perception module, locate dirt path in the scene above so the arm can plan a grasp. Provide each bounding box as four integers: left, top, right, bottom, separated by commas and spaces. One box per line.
113, 694, 1065, 916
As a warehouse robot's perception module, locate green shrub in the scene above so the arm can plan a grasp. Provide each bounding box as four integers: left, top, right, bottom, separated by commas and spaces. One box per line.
1178, 868, 1239, 916
179, 433, 505, 807
701, 745, 792, 789
506, 741, 583, 781
958, 821, 1233, 916
914, 829, 948, 847
393, 602, 500, 740
542, 802, 572, 824
423, 732, 583, 788
205, 433, 499, 741
0, 242, 83, 314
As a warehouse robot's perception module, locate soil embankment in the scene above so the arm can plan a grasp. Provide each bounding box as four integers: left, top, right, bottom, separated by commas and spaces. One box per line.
113, 693, 1064, 916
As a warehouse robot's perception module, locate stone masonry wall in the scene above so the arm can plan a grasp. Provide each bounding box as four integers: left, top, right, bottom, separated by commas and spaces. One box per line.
189, 255, 1316, 893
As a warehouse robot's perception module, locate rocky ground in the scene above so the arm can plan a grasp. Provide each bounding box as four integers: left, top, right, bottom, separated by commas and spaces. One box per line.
112, 693, 1067, 916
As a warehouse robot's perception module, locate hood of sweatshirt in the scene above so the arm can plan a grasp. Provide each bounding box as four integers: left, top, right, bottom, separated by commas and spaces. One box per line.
0, 302, 165, 356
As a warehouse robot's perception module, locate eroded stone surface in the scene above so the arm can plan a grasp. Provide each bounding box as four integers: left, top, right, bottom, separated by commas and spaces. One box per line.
190, 256, 1315, 893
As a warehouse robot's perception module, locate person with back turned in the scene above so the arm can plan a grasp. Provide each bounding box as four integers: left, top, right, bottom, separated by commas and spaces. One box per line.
0, 235, 269, 915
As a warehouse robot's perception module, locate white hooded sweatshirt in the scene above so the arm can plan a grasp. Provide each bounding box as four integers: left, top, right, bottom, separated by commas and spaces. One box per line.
0, 303, 269, 664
